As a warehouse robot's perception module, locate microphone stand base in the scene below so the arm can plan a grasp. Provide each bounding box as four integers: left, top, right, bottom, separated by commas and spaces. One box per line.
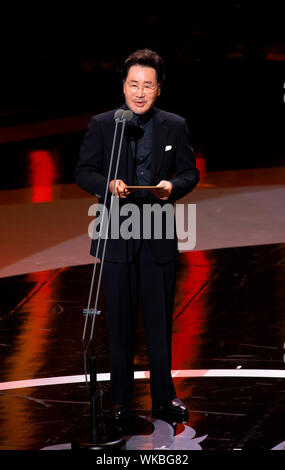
71, 436, 126, 451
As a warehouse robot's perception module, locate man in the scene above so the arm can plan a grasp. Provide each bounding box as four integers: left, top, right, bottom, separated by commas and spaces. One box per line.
75, 49, 199, 422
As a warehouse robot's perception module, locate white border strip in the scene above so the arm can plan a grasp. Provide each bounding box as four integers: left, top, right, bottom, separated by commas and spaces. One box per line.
0, 369, 285, 391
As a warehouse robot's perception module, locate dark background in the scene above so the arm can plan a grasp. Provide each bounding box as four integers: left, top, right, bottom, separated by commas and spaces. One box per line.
0, 3, 284, 173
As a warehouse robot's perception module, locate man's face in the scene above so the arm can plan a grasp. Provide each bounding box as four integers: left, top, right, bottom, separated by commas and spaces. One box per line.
123, 65, 161, 115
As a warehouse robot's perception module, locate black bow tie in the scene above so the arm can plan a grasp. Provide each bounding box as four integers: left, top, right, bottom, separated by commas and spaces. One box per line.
131, 109, 153, 126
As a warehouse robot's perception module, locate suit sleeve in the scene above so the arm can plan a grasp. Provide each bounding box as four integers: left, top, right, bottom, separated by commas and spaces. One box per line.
74, 117, 108, 199
169, 119, 200, 202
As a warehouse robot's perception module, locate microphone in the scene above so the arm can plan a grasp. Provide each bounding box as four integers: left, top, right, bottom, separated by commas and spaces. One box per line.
122, 110, 133, 122
114, 109, 125, 120
84, 108, 133, 343
114, 109, 133, 122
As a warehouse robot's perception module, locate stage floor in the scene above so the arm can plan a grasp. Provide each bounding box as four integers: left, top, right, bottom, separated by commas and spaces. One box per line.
0, 243, 285, 450
0, 115, 285, 451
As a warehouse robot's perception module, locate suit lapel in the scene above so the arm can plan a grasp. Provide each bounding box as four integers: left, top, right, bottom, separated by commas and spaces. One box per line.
151, 107, 168, 184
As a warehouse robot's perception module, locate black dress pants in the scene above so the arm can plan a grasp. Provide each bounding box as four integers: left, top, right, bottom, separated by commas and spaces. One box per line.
102, 240, 177, 405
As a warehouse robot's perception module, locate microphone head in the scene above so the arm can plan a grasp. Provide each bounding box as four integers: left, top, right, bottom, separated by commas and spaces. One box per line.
114, 109, 125, 120
122, 110, 133, 122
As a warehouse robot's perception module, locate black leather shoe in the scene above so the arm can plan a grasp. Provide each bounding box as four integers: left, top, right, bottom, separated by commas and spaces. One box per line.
152, 398, 189, 421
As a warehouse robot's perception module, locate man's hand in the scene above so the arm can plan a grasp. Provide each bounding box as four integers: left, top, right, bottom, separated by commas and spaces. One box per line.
109, 179, 130, 198
156, 180, 173, 200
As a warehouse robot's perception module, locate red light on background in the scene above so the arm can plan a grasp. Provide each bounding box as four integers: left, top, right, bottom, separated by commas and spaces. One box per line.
29, 150, 56, 202
195, 154, 207, 178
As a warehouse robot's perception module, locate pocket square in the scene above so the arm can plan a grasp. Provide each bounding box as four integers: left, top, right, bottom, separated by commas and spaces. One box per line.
165, 145, 172, 151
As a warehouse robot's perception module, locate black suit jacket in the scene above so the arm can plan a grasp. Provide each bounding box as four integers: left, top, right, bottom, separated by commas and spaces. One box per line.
75, 105, 200, 264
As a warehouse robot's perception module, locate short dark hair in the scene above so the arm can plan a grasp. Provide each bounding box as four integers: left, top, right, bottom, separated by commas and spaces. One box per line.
122, 48, 165, 85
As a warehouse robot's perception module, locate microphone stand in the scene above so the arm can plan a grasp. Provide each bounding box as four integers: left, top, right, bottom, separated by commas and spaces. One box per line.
72, 109, 133, 450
